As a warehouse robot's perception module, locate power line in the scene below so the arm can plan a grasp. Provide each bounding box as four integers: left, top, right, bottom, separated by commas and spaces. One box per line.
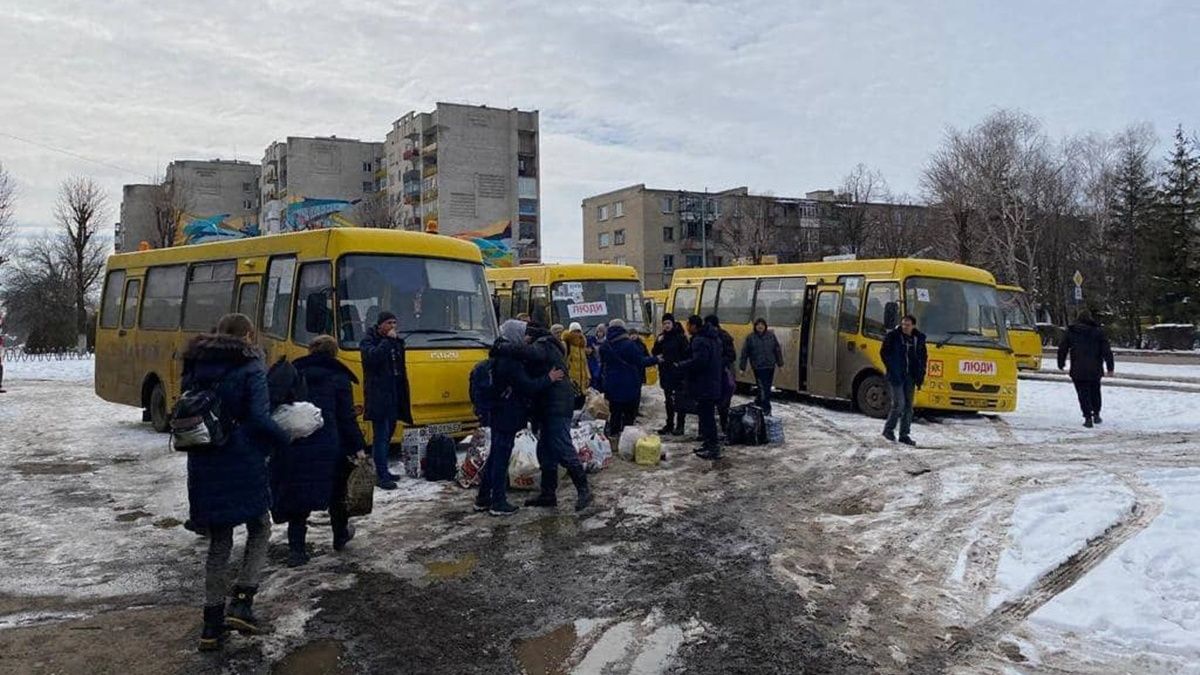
0, 131, 154, 180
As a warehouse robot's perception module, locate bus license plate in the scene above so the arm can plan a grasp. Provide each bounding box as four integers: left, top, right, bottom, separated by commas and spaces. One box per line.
424, 422, 462, 437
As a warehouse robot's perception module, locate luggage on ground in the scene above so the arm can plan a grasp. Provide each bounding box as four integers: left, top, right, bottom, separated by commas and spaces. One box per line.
618, 426, 647, 461
344, 456, 376, 516
425, 433, 458, 482
727, 404, 767, 446
635, 435, 662, 466
765, 415, 785, 445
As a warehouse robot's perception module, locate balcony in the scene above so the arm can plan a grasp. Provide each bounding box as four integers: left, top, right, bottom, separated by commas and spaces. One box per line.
403, 169, 420, 182
424, 188, 438, 200
402, 147, 417, 160
679, 237, 705, 252
421, 140, 437, 155
403, 194, 418, 205
422, 165, 438, 178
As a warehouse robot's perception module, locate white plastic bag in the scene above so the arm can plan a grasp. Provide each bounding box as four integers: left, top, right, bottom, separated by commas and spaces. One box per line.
618, 426, 647, 461
508, 429, 541, 490
271, 402, 324, 441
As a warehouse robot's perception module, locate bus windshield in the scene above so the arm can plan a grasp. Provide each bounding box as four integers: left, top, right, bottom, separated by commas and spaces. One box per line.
904, 277, 1009, 350
338, 254, 497, 348
997, 289, 1036, 330
550, 280, 645, 332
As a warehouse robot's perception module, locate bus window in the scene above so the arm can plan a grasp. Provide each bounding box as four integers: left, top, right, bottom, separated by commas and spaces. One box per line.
293, 262, 333, 345
496, 291, 513, 321
141, 265, 187, 330
262, 256, 297, 339
100, 270, 126, 329
531, 286, 550, 326
699, 280, 719, 317
182, 261, 236, 332
121, 279, 141, 329
716, 279, 755, 324
863, 282, 900, 338
754, 277, 806, 326
512, 281, 530, 318
238, 282, 260, 319
838, 275, 864, 333
905, 277, 1008, 349
673, 287, 699, 316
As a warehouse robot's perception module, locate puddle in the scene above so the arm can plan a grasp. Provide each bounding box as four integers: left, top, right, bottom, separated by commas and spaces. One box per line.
514, 623, 577, 675
116, 510, 152, 523
272, 639, 350, 675
424, 553, 478, 580
110, 455, 139, 464
12, 461, 96, 476
0, 610, 91, 630
524, 515, 580, 538
152, 517, 183, 529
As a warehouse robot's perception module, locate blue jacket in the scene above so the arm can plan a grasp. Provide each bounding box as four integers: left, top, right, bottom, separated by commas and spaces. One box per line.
270, 353, 366, 520
600, 326, 658, 404
184, 335, 290, 528
360, 327, 413, 424
881, 327, 928, 387
489, 341, 554, 433
676, 324, 723, 401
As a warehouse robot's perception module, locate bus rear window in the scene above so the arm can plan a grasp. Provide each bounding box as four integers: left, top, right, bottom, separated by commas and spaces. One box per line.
141, 266, 186, 330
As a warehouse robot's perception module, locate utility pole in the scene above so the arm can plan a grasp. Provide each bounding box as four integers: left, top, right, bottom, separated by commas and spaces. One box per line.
701, 187, 710, 267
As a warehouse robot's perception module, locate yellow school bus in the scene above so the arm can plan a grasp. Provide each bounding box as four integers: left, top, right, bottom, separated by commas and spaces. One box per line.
96, 228, 497, 441
643, 289, 669, 329
997, 285, 1042, 371
667, 258, 1018, 417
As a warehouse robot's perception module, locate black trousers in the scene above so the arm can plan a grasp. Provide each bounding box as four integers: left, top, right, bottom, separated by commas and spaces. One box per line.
606, 400, 639, 439
697, 398, 719, 449
662, 387, 684, 429
1073, 379, 1102, 417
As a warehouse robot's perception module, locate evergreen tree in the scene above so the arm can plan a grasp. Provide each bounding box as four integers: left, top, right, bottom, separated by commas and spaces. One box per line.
1150, 126, 1200, 323
1106, 129, 1157, 345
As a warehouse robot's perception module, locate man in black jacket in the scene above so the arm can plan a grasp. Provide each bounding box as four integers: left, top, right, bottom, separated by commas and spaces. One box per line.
677, 315, 723, 459
881, 315, 927, 446
704, 315, 737, 432
1057, 309, 1115, 427
651, 313, 690, 435
524, 323, 593, 512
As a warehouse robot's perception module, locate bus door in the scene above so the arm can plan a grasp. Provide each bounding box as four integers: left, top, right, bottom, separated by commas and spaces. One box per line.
807, 286, 842, 397
117, 276, 143, 397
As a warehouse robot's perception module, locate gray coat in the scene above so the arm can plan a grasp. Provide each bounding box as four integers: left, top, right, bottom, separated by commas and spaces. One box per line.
740, 330, 783, 372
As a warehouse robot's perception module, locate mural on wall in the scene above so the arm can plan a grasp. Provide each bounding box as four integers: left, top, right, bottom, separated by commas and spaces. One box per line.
262, 196, 363, 234
176, 213, 260, 245
452, 219, 516, 268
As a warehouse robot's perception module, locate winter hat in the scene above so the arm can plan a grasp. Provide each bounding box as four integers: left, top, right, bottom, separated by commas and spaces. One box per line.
661, 312, 675, 323
608, 318, 626, 330
568, 322, 583, 333
499, 319, 528, 344
376, 311, 397, 326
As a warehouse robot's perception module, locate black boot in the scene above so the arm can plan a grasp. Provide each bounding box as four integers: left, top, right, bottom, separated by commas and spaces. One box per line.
673, 416, 685, 436
525, 493, 558, 507
333, 522, 356, 552
1093, 414, 1103, 425
197, 604, 226, 652
225, 585, 263, 635
1084, 416, 1094, 428
287, 520, 310, 568
568, 466, 592, 512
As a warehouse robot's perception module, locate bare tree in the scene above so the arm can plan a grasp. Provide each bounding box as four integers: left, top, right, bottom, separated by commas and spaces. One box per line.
152, 178, 190, 248
0, 236, 76, 349
0, 161, 15, 271
53, 177, 110, 338
716, 194, 783, 264
833, 164, 889, 255
922, 134, 978, 263
356, 191, 396, 229
870, 196, 935, 258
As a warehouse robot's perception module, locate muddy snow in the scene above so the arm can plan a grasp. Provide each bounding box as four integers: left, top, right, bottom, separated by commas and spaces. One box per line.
1, 360, 1199, 674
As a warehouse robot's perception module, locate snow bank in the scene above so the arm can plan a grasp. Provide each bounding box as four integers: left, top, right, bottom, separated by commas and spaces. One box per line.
1032, 468, 1200, 656
988, 473, 1135, 610
2, 357, 95, 383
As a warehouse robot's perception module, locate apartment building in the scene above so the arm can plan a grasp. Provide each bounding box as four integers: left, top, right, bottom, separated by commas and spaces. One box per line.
384, 103, 540, 263
115, 184, 160, 252
260, 136, 384, 233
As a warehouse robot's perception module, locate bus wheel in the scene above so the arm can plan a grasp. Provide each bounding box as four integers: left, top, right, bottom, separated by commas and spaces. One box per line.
856, 374, 890, 419
149, 382, 170, 433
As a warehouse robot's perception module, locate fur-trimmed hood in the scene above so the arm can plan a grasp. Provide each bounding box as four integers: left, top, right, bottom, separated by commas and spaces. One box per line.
182, 333, 263, 365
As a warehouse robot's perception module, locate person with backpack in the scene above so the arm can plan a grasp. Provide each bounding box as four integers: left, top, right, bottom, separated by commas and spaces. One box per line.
739, 318, 784, 416
881, 314, 927, 446
181, 313, 290, 652
270, 336, 368, 567
525, 323, 593, 512
599, 318, 659, 439
704, 315, 737, 432
652, 313, 689, 435
473, 319, 564, 516
360, 311, 413, 490
1057, 309, 1116, 427
676, 315, 723, 460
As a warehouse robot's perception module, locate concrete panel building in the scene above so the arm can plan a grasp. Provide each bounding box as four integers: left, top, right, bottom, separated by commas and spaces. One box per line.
116, 159, 260, 250
115, 184, 161, 252
260, 136, 384, 233
385, 103, 540, 263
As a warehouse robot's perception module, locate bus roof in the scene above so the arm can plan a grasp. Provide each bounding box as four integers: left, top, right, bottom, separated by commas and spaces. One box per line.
669, 258, 998, 286
486, 263, 640, 285
107, 228, 484, 268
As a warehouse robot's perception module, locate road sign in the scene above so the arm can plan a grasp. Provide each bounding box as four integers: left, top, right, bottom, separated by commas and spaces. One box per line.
1074, 285, 1083, 302
1073, 270, 1084, 287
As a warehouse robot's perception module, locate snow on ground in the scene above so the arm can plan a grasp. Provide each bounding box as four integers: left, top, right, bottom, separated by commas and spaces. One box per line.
1032, 468, 1200, 657
987, 472, 1135, 609
1040, 356, 1200, 381
1004, 378, 1200, 440
2, 356, 95, 383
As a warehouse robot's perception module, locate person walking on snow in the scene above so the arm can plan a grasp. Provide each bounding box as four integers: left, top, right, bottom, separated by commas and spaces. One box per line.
739, 318, 784, 416
881, 314, 927, 446
182, 313, 290, 652
1057, 309, 1115, 427
359, 311, 413, 490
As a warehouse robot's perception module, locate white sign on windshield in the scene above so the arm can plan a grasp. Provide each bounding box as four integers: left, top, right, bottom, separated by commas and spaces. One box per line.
916, 288, 931, 303
567, 301, 608, 318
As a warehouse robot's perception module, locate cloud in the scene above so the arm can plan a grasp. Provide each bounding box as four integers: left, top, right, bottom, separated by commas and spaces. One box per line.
1, 0, 1197, 263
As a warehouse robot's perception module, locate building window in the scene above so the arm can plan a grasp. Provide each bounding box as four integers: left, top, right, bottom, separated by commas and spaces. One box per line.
660, 197, 673, 213
519, 198, 538, 216
363, 161, 372, 172
614, 229, 625, 246
614, 255, 627, 266
362, 181, 373, 193
597, 204, 609, 221
663, 226, 674, 242
243, 199, 254, 209
663, 254, 675, 269
685, 254, 703, 268
242, 182, 253, 192
598, 232, 611, 248
613, 200, 625, 218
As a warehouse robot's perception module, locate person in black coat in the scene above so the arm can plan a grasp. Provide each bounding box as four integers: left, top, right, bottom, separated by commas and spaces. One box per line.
475, 319, 564, 516
271, 336, 369, 567
652, 313, 690, 435
359, 311, 413, 490
704, 315, 737, 432
880, 314, 928, 445
599, 319, 659, 439
183, 313, 290, 652
524, 323, 592, 512
676, 315, 723, 459
739, 318, 784, 416
1057, 309, 1115, 427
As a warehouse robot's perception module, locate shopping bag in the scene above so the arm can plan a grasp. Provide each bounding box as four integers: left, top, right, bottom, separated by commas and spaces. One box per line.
765, 416, 785, 445
635, 435, 662, 466
271, 401, 325, 441
618, 426, 646, 461
456, 429, 491, 488
584, 391, 610, 421
508, 429, 541, 490
344, 456, 376, 517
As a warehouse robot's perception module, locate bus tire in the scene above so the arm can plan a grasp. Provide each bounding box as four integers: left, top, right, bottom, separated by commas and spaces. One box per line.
149, 382, 170, 433
855, 374, 890, 419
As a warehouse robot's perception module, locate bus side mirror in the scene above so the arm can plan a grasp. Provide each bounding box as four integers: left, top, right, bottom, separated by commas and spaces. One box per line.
305, 290, 332, 334
884, 302, 899, 329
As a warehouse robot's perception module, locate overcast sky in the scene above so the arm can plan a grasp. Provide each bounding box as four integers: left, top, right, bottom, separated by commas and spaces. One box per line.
1, 0, 1197, 261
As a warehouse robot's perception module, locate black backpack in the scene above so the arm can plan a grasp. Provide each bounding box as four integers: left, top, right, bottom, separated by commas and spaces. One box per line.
425, 434, 458, 482
170, 374, 232, 452
469, 358, 497, 424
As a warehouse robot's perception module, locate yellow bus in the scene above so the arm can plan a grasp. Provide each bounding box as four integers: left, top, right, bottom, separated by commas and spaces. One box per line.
644, 289, 669, 329
997, 285, 1042, 371
666, 258, 1018, 417
96, 228, 497, 442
